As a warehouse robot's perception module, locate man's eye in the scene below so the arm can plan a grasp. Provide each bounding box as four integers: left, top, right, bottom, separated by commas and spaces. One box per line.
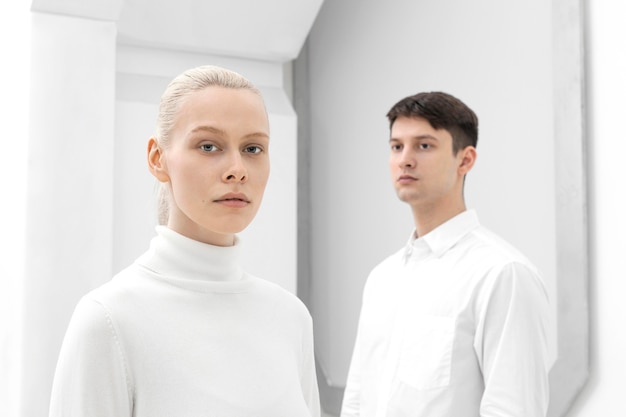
419, 143, 430, 150
200, 144, 219, 152
391, 144, 402, 151
244, 146, 263, 154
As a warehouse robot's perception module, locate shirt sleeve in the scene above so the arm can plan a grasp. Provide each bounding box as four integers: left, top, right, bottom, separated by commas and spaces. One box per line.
475, 262, 552, 417
342, 270, 377, 417
342, 274, 375, 417
49, 296, 133, 417
340, 333, 362, 417
301, 311, 321, 417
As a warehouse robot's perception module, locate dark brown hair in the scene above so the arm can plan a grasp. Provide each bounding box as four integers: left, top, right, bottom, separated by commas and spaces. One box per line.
386, 91, 478, 154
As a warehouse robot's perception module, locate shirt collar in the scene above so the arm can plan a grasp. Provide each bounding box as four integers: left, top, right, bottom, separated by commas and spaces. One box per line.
404, 209, 480, 261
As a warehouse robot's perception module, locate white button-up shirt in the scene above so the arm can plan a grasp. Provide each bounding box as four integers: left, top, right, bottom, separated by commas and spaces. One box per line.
341, 210, 553, 417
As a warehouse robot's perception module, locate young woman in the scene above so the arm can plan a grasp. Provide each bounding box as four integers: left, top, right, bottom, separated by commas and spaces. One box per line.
49, 65, 320, 417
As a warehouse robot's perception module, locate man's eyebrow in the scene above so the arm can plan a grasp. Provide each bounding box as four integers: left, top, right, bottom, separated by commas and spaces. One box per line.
389, 134, 439, 142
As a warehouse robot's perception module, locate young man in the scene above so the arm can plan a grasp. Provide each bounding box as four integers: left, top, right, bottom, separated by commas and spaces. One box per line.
340, 92, 553, 417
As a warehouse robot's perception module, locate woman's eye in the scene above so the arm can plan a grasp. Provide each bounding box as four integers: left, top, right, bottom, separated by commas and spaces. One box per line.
200, 144, 219, 152
244, 145, 263, 154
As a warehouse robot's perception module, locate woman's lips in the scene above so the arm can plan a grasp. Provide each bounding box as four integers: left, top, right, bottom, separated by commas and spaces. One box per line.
215, 192, 250, 208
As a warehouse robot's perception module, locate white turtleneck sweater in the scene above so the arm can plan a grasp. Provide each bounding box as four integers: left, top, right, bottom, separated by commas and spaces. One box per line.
49, 226, 320, 417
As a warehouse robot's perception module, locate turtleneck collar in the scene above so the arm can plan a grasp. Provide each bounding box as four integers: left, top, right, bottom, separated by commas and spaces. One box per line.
134, 226, 250, 293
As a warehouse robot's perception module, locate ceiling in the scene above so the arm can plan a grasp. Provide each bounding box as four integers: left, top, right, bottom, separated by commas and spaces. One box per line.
30, 0, 323, 62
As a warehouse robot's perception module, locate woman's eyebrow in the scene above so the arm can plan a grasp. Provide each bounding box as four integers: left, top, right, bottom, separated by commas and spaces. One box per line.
189, 126, 268, 140
189, 125, 227, 136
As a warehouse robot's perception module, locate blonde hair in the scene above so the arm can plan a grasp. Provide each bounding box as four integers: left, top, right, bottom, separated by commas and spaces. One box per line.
156, 65, 262, 148
154, 65, 264, 224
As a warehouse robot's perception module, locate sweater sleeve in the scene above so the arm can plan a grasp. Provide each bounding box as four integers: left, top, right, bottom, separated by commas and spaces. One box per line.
49, 296, 133, 417
475, 262, 552, 417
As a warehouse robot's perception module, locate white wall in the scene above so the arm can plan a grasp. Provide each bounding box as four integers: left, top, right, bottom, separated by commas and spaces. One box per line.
567, 1, 626, 416
305, 0, 556, 389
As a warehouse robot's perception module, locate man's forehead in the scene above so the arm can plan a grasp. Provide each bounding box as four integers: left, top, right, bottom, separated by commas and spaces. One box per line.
390, 117, 450, 140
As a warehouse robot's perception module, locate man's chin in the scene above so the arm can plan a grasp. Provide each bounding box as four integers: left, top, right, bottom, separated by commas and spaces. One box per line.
396, 191, 420, 204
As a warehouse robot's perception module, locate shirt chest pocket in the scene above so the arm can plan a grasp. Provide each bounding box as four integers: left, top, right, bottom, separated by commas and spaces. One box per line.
396, 314, 456, 390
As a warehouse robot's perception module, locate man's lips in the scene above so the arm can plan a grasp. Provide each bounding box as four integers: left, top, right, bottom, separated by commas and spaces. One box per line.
397, 174, 417, 184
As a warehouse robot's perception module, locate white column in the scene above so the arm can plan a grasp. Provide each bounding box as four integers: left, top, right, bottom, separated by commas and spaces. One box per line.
21, 11, 117, 416
0, 4, 31, 417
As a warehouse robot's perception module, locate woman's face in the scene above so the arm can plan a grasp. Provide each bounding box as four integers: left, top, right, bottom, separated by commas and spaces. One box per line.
150, 86, 270, 246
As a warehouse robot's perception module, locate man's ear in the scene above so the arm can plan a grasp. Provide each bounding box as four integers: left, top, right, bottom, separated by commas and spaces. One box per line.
147, 137, 170, 182
458, 146, 477, 176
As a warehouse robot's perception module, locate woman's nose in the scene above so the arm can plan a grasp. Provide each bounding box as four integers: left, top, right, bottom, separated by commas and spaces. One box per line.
223, 152, 247, 182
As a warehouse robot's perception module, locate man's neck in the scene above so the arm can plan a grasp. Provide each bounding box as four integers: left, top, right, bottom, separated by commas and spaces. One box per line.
411, 200, 467, 238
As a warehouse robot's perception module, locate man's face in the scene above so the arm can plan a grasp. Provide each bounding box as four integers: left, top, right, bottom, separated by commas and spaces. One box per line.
389, 116, 468, 211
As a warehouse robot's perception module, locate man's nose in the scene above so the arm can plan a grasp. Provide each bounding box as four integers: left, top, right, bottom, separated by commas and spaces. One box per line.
399, 150, 416, 168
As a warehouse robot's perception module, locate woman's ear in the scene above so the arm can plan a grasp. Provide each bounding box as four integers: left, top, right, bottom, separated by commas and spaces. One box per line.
458, 146, 477, 176
147, 137, 170, 182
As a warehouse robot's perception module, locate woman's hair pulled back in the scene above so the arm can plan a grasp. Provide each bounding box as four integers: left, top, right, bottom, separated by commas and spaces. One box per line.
155, 65, 261, 147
